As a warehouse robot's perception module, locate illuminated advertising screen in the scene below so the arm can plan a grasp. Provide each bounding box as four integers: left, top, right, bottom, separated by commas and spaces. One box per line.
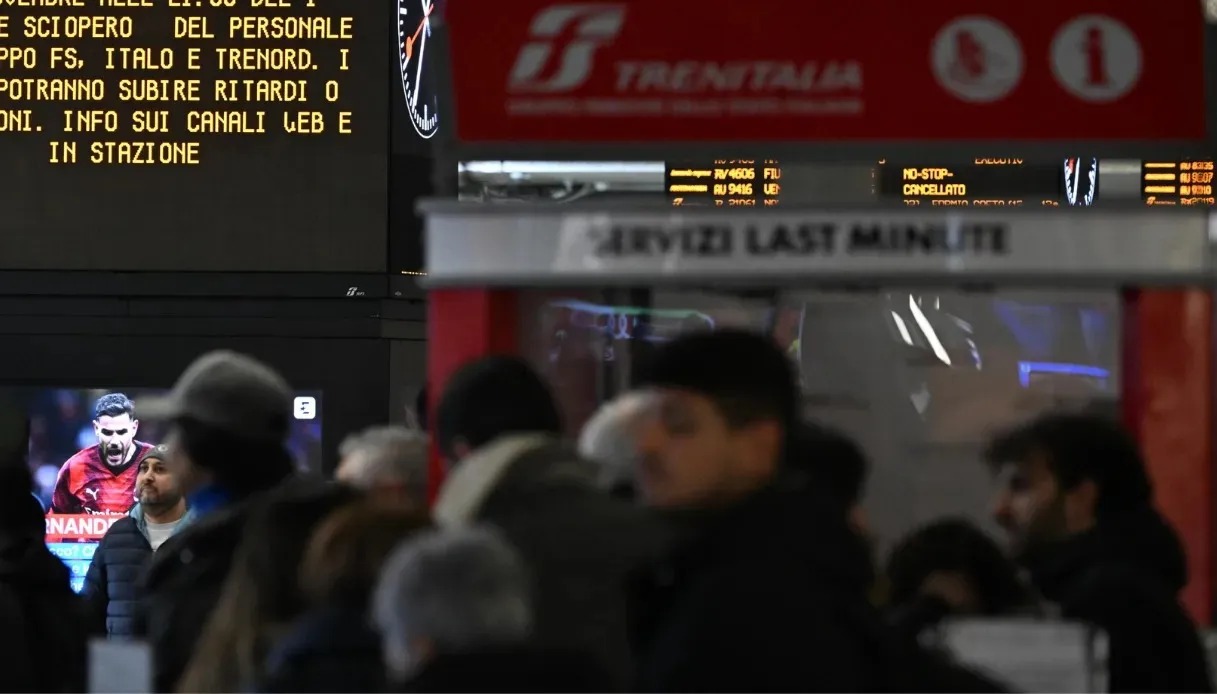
25, 387, 323, 593
0, 0, 388, 272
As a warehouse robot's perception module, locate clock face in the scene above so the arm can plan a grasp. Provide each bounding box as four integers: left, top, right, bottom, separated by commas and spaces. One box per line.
398, 0, 439, 139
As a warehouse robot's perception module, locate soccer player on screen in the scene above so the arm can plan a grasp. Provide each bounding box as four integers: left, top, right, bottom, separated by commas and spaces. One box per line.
51, 393, 155, 515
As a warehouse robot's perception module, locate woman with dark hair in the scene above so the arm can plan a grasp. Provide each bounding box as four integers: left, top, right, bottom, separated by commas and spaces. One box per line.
885, 517, 1040, 641
258, 501, 431, 693
175, 480, 360, 693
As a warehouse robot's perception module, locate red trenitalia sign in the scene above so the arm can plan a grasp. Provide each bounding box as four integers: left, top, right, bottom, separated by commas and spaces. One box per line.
444, 0, 1206, 142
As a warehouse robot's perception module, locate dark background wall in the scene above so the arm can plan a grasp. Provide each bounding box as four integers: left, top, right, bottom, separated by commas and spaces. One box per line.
0, 294, 426, 475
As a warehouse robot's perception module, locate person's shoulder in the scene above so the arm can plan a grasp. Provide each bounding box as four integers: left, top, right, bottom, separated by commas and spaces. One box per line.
99, 516, 141, 543
143, 507, 245, 588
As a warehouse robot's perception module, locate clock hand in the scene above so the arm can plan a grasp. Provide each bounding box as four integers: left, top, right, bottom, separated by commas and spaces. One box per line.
412, 24, 426, 108
402, 6, 429, 62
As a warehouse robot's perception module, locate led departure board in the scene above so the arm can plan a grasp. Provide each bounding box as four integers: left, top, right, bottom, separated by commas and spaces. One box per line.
0, 0, 388, 272
666, 159, 783, 207
1142, 161, 1215, 206
876, 159, 1082, 207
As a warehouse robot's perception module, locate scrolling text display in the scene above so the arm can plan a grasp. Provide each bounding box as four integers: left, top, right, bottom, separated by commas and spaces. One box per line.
0, 0, 358, 166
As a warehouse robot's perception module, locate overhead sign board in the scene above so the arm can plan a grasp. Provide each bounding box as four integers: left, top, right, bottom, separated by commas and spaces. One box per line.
443, 0, 1206, 144
422, 203, 1213, 286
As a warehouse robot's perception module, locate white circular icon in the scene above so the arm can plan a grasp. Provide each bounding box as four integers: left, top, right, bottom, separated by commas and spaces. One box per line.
931, 16, 1024, 103
1050, 15, 1142, 102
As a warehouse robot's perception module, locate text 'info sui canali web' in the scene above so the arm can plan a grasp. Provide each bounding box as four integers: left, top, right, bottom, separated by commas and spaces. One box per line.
0, 0, 358, 166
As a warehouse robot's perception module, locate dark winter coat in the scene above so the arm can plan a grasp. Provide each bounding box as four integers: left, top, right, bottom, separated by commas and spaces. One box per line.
1024, 508, 1214, 693
396, 646, 613, 693
629, 478, 1005, 693
82, 503, 193, 638
258, 605, 385, 693
433, 434, 670, 691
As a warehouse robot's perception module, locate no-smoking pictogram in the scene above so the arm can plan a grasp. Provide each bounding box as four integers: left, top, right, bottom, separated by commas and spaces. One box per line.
1051, 15, 1143, 102
931, 16, 1024, 103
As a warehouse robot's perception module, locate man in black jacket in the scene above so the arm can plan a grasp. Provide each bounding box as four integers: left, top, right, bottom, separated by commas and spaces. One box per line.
132, 351, 297, 692
83, 444, 193, 638
629, 330, 1002, 693
987, 412, 1214, 693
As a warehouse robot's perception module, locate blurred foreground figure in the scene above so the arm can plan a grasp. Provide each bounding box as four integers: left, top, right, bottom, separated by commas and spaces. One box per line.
133, 351, 300, 692
0, 462, 87, 693
177, 480, 359, 692
988, 412, 1213, 693
259, 501, 430, 693
334, 426, 429, 509
433, 356, 665, 687
374, 527, 610, 692
577, 391, 656, 499
786, 421, 870, 536
630, 330, 1002, 692
885, 517, 1039, 641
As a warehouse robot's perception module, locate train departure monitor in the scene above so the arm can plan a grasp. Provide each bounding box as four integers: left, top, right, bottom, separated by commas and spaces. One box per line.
0, 0, 388, 272
1142, 161, 1215, 206
666, 160, 783, 207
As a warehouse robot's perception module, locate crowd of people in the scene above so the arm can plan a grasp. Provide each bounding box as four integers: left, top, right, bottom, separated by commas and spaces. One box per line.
0, 331, 1213, 692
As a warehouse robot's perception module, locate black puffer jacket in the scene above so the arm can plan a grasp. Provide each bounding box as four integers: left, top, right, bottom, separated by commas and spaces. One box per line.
1024, 508, 1214, 693
83, 503, 193, 638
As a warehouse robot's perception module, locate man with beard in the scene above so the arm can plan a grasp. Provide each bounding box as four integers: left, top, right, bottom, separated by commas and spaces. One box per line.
52, 393, 154, 515
83, 445, 192, 637
987, 412, 1213, 693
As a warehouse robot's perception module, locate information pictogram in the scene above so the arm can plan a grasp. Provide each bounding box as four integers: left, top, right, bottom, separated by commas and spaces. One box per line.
1050, 15, 1142, 102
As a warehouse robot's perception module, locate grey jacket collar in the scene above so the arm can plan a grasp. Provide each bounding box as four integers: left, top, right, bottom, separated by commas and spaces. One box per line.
433, 433, 555, 528
129, 501, 196, 543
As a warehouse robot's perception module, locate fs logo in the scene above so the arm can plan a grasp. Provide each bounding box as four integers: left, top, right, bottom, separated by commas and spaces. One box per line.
508, 4, 625, 92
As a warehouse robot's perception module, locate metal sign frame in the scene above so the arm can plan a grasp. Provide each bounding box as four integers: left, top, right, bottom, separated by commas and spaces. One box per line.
430, 19, 1217, 169
421, 201, 1217, 288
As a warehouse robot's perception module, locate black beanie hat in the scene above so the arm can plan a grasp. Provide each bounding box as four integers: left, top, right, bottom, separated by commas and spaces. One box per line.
640, 329, 799, 426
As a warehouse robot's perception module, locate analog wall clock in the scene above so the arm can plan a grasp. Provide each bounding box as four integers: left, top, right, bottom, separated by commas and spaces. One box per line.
398, 0, 439, 139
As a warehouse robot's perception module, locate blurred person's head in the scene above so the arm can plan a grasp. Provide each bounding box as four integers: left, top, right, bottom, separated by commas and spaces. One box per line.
0, 405, 38, 548
885, 517, 1034, 616
788, 421, 870, 535
142, 351, 296, 500
335, 426, 429, 508
577, 391, 656, 499
634, 330, 798, 511
985, 411, 1152, 559
177, 480, 360, 693
300, 500, 431, 610
435, 356, 562, 466
93, 393, 139, 468
135, 444, 186, 519
0, 464, 44, 549
373, 527, 532, 681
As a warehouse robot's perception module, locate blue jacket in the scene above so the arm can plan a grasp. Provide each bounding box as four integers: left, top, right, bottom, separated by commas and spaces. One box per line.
82, 503, 193, 638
